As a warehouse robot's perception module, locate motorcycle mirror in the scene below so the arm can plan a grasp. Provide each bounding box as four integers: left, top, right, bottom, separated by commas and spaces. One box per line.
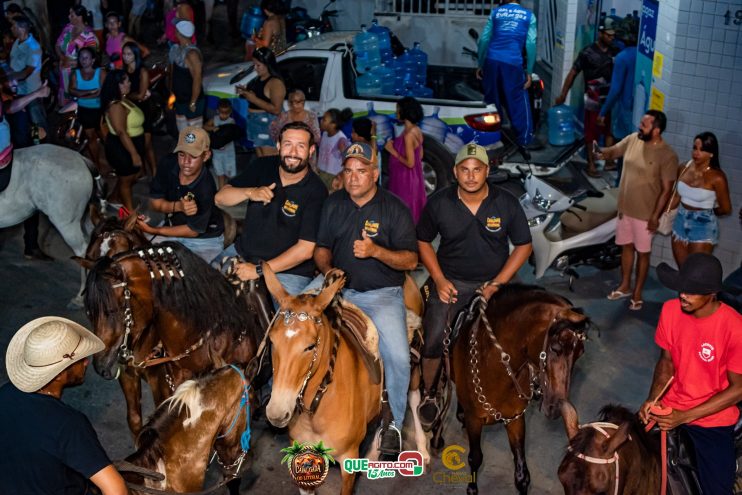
585, 190, 604, 198
468, 28, 479, 41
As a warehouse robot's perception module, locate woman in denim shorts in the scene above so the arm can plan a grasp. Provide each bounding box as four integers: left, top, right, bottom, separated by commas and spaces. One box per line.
669, 132, 732, 266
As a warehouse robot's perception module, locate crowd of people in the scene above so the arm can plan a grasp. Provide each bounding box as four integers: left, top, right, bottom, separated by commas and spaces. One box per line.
0, 1, 740, 494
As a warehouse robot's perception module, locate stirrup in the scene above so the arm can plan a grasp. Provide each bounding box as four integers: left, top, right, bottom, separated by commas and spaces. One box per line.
379, 423, 402, 458
417, 395, 441, 432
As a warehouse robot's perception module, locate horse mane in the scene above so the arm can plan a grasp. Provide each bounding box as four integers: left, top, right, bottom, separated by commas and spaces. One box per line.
83, 256, 121, 328
165, 380, 203, 423
489, 283, 572, 308
568, 404, 656, 456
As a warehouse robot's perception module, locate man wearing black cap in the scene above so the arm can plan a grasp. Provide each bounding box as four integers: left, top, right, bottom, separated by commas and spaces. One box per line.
416, 143, 532, 428
309, 142, 418, 459
639, 253, 742, 494
555, 21, 618, 177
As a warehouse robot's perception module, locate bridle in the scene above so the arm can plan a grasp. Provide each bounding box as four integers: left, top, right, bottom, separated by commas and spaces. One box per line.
464, 293, 587, 423
567, 422, 624, 495
273, 309, 340, 416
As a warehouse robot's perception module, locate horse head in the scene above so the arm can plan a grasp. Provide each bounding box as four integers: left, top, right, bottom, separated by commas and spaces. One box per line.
558, 401, 633, 494
540, 307, 589, 419
85, 212, 148, 260
263, 264, 345, 428
82, 254, 156, 380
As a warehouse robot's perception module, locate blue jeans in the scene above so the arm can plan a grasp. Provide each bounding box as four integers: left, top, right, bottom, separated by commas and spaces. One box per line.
304, 275, 410, 426
151, 235, 224, 264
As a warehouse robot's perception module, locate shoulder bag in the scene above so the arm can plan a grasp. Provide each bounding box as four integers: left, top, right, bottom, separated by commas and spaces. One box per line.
657, 160, 692, 235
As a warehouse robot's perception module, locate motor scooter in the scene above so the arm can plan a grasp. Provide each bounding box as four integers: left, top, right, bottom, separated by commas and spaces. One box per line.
517, 163, 621, 285
286, 0, 337, 43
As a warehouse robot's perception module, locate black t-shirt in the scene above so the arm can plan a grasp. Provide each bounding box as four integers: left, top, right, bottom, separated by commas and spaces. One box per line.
150, 153, 224, 238
417, 184, 531, 282
316, 188, 418, 291
573, 43, 616, 82
0, 383, 111, 495
229, 156, 328, 277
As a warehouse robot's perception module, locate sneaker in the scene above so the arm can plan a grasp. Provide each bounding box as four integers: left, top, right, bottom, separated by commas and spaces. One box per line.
417, 395, 440, 432
379, 422, 402, 461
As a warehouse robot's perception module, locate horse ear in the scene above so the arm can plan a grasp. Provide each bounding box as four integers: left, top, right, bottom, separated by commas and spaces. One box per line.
124, 210, 139, 231
605, 422, 631, 454
558, 308, 588, 324
88, 202, 103, 226
313, 274, 345, 312
561, 400, 580, 440
72, 255, 95, 270
262, 262, 289, 306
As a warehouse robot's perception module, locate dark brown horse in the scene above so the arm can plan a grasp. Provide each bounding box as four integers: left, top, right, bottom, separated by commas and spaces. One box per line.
559, 402, 661, 494
122, 365, 254, 493
82, 242, 263, 436
448, 284, 590, 494
84, 210, 149, 260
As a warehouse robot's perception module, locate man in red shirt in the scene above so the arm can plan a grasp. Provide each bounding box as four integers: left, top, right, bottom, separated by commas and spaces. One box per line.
640, 253, 742, 494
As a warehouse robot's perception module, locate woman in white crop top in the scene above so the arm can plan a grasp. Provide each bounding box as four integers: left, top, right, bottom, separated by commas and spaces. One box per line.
668, 132, 731, 265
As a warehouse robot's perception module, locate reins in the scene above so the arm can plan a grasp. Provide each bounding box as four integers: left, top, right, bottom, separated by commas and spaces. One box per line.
567, 422, 623, 495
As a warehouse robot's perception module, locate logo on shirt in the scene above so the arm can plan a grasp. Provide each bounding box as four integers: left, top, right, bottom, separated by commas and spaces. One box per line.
282, 199, 299, 217
485, 216, 502, 232
698, 342, 715, 363
364, 220, 380, 238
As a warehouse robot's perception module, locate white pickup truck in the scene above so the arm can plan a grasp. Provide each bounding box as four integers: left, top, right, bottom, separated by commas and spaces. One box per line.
202, 31, 504, 193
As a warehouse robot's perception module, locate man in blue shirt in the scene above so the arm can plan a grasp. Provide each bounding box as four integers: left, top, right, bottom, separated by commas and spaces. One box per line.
477, 0, 537, 159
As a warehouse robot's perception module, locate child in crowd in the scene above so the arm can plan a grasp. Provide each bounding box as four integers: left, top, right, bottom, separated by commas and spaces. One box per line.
204, 99, 237, 188
317, 107, 352, 191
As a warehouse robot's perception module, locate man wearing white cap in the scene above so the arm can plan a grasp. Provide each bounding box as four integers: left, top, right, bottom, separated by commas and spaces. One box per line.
168, 19, 204, 131
0, 317, 127, 494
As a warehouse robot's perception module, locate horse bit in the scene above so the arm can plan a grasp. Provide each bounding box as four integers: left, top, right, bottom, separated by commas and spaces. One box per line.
567, 422, 626, 495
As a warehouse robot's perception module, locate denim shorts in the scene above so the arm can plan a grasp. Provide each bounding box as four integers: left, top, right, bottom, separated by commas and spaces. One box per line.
672, 204, 719, 245
246, 111, 275, 147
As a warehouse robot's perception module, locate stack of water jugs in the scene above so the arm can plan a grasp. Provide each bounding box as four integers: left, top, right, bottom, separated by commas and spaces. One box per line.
355, 20, 433, 98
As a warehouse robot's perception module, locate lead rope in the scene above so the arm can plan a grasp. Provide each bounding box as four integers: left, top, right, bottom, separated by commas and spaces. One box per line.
644, 405, 673, 495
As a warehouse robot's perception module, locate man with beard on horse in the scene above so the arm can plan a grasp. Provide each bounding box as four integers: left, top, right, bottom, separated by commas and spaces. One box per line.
640, 253, 742, 495
304, 142, 418, 459
0, 317, 127, 495
214, 121, 328, 295
416, 143, 532, 429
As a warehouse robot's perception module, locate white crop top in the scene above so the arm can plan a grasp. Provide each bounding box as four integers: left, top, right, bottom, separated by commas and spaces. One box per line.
677, 181, 717, 209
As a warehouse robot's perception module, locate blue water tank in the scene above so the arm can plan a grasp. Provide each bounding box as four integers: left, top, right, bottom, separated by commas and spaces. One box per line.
367, 102, 394, 145
240, 7, 265, 39
409, 42, 428, 86
372, 63, 395, 95
548, 105, 576, 146
368, 19, 393, 62
354, 25, 381, 73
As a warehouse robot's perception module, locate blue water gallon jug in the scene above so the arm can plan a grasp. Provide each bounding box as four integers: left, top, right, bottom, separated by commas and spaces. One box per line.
410, 84, 433, 98
372, 63, 395, 95
367, 102, 394, 144
444, 132, 465, 154
369, 19, 393, 62
356, 71, 382, 96
420, 106, 448, 142
240, 6, 265, 39
409, 42, 428, 86
354, 25, 381, 73
548, 105, 576, 146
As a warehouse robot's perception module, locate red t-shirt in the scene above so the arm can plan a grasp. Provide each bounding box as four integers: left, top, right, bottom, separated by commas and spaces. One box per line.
655, 299, 742, 427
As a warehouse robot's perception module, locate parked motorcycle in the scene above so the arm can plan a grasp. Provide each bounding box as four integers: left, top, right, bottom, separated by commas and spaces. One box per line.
516, 163, 621, 285
286, 0, 338, 43
55, 100, 88, 153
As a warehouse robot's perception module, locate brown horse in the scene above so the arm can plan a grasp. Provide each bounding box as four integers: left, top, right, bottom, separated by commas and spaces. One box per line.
559, 402, 661, 494
449, 284, 590, 494
81, 242, 263, 436
263, 265, 383, 495
123, 365, 254, 493
84, 210, 149, 260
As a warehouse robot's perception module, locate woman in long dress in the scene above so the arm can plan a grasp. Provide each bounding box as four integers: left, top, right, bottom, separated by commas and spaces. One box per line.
385, 96, 426, 223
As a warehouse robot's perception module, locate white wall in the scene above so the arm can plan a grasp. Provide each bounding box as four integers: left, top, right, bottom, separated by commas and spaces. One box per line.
650, 0, 742, 275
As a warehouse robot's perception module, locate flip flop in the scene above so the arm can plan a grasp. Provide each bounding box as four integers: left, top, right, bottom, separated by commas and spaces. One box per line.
629, 299, 644, 311
607, 289, 632, 300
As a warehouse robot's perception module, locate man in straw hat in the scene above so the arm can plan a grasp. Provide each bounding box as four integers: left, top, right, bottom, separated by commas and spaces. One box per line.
0, 317, 127, 494
639, 254, 742, 494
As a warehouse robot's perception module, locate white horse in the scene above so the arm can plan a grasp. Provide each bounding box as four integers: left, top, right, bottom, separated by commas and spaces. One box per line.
0, 144, 93, 307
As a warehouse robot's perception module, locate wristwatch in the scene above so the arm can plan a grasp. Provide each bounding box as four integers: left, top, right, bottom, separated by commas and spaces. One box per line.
255, 263, 264, 277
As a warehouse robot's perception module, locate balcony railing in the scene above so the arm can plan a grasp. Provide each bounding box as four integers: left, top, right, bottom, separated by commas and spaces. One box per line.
374, 0, 498, 17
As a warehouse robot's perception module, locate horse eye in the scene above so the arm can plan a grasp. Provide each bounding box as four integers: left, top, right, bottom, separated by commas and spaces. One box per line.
551, 342, 563, 352
304, 344, 316, 352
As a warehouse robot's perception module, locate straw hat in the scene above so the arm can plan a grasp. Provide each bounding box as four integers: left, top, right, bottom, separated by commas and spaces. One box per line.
6, 317, 105, 393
